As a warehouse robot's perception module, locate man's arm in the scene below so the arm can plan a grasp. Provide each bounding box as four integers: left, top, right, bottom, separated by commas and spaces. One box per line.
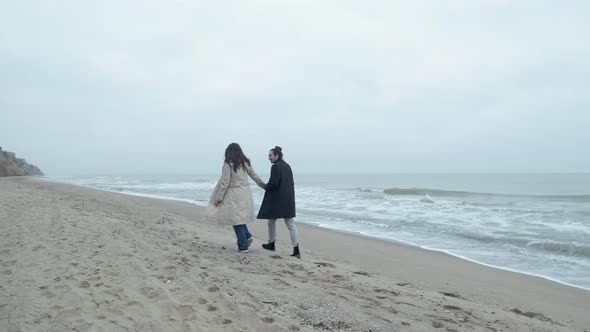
264, 164, 281, 191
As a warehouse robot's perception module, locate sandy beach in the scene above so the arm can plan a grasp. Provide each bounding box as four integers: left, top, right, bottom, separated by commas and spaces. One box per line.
1, 177, 589, 332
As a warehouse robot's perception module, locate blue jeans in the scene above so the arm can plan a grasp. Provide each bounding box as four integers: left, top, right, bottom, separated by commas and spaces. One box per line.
232, 224, 252, 250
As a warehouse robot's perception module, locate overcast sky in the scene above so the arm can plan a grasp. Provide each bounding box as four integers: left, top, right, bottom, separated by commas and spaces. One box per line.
1, 0, 588, 174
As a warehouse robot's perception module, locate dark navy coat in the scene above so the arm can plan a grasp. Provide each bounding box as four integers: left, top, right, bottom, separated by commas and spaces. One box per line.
257, 159, 296, 219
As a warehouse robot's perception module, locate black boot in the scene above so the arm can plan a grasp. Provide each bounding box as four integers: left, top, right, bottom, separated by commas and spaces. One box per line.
262, 241, 275, 251
290, 245, 301, 258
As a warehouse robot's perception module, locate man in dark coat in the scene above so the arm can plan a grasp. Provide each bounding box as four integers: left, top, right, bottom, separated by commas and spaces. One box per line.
257, 146, 300, 258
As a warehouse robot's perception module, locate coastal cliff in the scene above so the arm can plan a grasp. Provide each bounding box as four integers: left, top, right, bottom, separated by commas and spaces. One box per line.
0, 147, 43, 177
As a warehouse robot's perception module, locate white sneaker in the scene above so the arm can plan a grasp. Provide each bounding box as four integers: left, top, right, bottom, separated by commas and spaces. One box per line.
238, 249, 249, 253
247, 238, 253, 248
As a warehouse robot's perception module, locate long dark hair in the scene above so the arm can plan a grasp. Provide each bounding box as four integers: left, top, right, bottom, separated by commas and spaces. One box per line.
270, 146, 283, 160
224, 143, 251, 172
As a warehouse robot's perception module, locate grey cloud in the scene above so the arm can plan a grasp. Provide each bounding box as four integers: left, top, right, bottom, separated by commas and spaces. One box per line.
1, 0, 588, 174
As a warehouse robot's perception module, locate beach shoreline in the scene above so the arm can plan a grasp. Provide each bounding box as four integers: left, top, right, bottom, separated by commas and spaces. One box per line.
295, 222, 590, 293
44, 176, 590, 293
2, 177, 589, 331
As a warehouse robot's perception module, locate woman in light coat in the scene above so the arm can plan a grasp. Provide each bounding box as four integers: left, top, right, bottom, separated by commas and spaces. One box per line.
206, 143, 265, 252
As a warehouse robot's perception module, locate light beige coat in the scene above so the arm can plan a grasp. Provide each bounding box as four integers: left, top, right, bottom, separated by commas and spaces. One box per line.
205, 162, 265, 226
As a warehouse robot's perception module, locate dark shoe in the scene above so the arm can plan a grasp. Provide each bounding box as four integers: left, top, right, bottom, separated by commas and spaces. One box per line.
290, 245, 301, 258
262, 241, 275, 251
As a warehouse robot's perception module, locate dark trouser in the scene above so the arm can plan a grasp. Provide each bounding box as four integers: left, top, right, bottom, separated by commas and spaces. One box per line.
232, 224, 252, 250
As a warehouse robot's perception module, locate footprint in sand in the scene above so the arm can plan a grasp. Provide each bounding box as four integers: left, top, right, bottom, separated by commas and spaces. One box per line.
443, 305, 462, 311
270, 255, 282, 259
140, 287, 162, 300
315, 262, 335, 268
273, 279, 291, 286
353, 271, 369, 276
374, 288, 399, 296
288, 263, 304, 271
207, 305, 217, 312
176, 304, 197, 320
198, 298, 208, 304
3, 259, 17, 266
510, 308, 552, 322
222, 318, 232, 324
87, 276, 101, 282
178, 257, 191, 266
208, 285, 220, 292
261, 316, 274, 324
33, 313, 52, 324
40, 288, 56, 298
440, 291, 460, 298
238, 302, 257, 310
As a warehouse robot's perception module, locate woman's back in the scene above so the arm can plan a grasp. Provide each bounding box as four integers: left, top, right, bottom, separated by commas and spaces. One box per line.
227, 163, 263, 187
